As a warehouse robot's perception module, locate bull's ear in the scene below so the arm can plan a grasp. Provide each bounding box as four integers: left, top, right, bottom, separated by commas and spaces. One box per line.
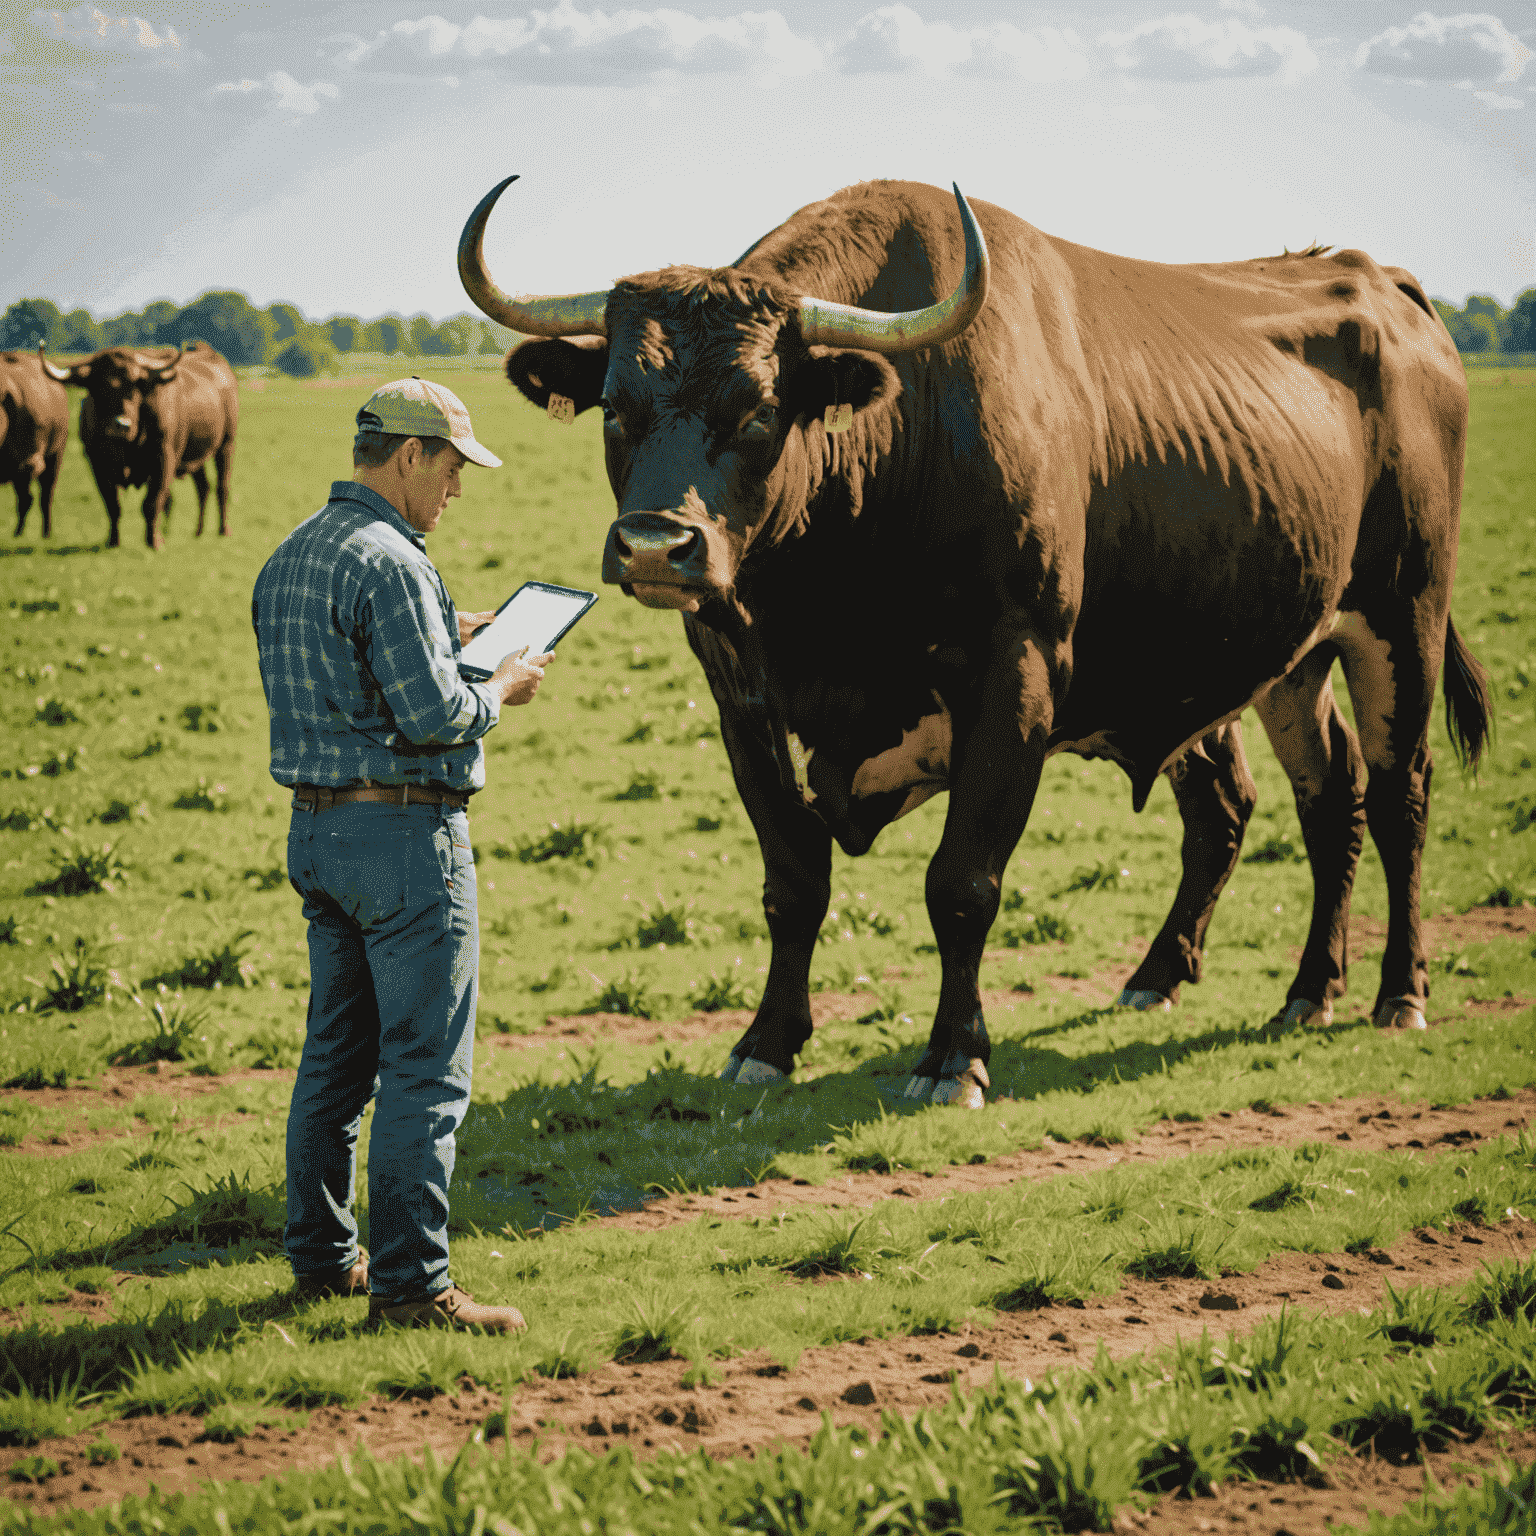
506, 336, 608, 415
790, 347, 901, 426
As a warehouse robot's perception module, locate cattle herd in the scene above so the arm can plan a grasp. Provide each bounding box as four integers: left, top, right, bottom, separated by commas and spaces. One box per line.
2, 339, 238, 549
3, 177, 1495, 1115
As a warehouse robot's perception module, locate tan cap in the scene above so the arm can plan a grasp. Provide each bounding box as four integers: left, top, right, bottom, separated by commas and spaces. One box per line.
355, 376, 502, 468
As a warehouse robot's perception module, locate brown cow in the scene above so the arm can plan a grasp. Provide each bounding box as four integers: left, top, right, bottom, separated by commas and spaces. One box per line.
1, 351, 68, 538
41, 341, 238, 549
460, 175, 1490, 1108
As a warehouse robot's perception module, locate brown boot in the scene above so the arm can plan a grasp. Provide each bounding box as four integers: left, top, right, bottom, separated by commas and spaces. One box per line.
368, 1284, 526, 1333
293, 1248, 369, 1299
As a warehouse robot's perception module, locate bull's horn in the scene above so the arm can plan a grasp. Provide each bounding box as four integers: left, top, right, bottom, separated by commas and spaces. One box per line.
37, 344, 74, 383
142, 345, 184, 382
798, 182, 990, 355
459, 175, 611, 336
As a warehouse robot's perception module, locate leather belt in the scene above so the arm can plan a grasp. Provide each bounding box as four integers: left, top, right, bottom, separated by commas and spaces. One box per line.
292, 783, 470, 812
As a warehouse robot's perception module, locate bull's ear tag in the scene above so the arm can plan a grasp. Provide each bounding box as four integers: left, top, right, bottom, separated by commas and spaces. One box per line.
547, 392, 575, 425
824, 402, 853, 434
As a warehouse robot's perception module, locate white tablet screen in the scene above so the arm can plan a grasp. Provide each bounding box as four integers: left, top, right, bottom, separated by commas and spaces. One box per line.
459, 583, 593, 676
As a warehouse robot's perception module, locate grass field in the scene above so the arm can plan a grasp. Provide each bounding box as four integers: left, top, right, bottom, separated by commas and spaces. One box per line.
0, 359, 1532, 1533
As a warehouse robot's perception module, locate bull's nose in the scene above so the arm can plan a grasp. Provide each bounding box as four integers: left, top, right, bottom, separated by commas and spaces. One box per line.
603, 515, 707, 586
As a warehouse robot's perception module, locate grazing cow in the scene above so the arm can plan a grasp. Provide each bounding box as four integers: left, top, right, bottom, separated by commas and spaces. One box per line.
41, 341, 238, 549
0, 351, 68, 538
460, 175, 1490, 1108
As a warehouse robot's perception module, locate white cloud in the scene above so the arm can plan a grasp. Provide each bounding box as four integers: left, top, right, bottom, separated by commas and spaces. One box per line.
28, 5, 182, 56
1355, 12, 1531, 84
346, 4, 822, 82
44, 189, 86, 211
835, 7, 1088, 81
212, 71, 339, 116
1473, 88, 1522, 107
1218, 0, 1265, 16
1101, 12, 1318, 85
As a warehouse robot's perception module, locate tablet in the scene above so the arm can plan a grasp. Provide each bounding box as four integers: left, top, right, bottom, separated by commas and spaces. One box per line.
458, 581, 598, 682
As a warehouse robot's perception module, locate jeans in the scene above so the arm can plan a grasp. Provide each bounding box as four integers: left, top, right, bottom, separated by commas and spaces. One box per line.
284, 800, 477, 1302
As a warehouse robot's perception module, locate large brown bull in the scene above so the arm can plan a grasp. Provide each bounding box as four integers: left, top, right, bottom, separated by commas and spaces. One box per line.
460, 175, 1490, 1108
1, 351, 68, 538
41, 341, 238, 549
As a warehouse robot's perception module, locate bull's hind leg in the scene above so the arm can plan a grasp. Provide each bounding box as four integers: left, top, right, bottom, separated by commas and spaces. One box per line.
909, 636, 1054, 1108
12, 473, 33, 538
191, 466, 210, 536
1336, 609, 1443, 1030
1118, 723, 1257, 1010
1252, 644, 1368, 1027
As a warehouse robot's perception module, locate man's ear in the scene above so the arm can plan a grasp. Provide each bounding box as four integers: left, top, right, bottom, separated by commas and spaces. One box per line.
788, 347, 901, 427
505, 336, 609, 415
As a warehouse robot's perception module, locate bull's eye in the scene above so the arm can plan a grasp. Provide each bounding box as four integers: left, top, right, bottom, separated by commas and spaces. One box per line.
600, 397, 621, 432
740, 403, 777, 437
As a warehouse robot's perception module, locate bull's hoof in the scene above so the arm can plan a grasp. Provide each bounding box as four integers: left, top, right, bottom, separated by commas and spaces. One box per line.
1275, 997, 1332, 1028
1116, 988, 1172, 1012
1375, 997, 1427, 1031
718, 1054, 785, 1085
905, 1059, 988, 1109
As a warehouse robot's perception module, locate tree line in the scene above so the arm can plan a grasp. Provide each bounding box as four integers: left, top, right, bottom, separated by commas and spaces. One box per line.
3, 286, 1533, 371
0, 292, 521, 378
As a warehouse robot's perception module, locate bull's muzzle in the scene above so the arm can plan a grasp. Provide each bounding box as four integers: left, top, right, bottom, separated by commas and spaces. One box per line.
602, 514, 710, 597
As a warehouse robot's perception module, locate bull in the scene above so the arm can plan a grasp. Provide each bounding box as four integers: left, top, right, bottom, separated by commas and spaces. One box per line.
41, 341, 238, 549
1, 351, 68, 538
460, 175, 1490, 1108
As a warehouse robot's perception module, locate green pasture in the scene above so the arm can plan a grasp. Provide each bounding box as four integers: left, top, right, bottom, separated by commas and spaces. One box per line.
0, 360, 1533, 1527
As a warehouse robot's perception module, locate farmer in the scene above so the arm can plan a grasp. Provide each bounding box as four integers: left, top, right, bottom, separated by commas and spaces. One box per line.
251, 377, 551, 1332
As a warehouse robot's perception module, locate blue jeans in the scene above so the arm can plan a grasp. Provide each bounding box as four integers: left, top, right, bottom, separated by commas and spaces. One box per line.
284, 800, 477, 1302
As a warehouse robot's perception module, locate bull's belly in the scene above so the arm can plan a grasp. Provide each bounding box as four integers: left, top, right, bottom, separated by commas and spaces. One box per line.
792, 699, 952, 823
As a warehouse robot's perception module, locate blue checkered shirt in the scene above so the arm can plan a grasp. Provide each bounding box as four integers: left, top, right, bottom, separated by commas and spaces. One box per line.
251, 481, 500, 793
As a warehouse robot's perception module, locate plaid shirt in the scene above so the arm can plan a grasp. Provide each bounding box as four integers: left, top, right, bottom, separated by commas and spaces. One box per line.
251, 481, 500, 793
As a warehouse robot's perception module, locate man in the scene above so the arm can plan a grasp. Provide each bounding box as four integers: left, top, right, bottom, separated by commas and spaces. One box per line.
252, 377, 552, 1332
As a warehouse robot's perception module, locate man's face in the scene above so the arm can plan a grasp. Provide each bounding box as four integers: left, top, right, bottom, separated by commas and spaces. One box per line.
400, 441, 466, 534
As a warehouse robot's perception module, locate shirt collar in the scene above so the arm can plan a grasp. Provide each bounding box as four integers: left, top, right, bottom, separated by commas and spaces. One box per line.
328, 480, 425, 549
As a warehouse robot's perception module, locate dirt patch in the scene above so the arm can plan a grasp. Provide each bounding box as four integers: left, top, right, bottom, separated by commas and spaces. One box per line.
592, 1087, 1535, 1236
0, 1064, 294, 1116
1347, 902, 1536, 962
0, 1287, 116, 1331
493, 990, 885, 1054
7, 1219, 1533, 1515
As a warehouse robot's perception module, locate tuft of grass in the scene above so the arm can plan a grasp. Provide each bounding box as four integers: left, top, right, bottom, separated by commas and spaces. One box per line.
1462, 1261, 1536, 1326
612, 1291, 690, 1363
97, 797, 151, 824
171, 776, 231, 811
516, 819, 606, 865
626, 897, 694, 949
33, 697, 80, 726
1250, 1178, 1313, 1213
613, 771, 662, 801
85, 1439, 120, 1465
1125, 1233, 1209, 1281
1, 1064, 68, 1090
144, 931, 258, 990
577, 972, 657, 1019
998, 910, 1073, 945
781, 1214, 878, 1279
30, 937, 115, 1012
127, 734, 166, 758
115, 985, 214, 1065
179, 702, 221, 733
6, 1454, 60, 1484
688, 969, 756, 1012
30, 842, 128, 896
246, 1019, 304, 1070
1055, 860, 1130, 895
242, 864, 287, 891
1243, 835, 1305, 864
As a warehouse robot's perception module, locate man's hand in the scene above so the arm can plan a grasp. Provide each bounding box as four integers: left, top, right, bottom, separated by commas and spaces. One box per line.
490, 648, 554, 707
457, 610, 497, 647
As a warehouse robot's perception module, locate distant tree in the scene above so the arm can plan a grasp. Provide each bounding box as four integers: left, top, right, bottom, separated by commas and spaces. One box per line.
409, 315, 452, 356
166, 291, 275, 366
478, 328, 505, 355
273, 337, 336, 378
58, 308, 102, 353
1508, 289, 1536, 353
100, 311, 154, 347
142, 301, 179, 341
365, 316, 411, 355
326, 316, 362, 352
1464, 313, 1499, 354
269, 303, 306, 343
0, 298, 65, 351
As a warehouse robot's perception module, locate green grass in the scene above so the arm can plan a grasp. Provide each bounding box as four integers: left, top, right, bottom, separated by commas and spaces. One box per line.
3, 1259, 1535, 1535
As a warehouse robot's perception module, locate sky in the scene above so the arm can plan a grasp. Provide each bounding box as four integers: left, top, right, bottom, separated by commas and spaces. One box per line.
2, 1, 1533, 323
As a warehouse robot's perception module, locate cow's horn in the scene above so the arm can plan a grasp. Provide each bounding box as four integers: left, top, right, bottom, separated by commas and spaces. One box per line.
797, 183, 990, 355
459, 175, 611, 337
144, 345, 184, 382
37, 344, 73, 383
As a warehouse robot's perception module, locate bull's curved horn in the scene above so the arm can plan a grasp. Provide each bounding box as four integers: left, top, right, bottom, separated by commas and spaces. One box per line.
142, 345, 184, 383
459, 175, 611, 337
797, 183, 990, 355
37, 344, 75, 383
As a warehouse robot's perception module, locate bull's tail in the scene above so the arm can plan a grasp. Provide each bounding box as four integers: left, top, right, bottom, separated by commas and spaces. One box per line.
1443, 614, 1492, 769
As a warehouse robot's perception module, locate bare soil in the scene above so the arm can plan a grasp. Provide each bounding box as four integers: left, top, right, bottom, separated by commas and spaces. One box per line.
3, 1088, 1533, 1517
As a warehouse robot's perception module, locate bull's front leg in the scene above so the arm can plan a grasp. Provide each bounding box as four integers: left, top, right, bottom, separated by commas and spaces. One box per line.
87, 458, 123, 547
909, 634, 1054, 1109
143, 453, 175, 549
715, 708, 832, 1086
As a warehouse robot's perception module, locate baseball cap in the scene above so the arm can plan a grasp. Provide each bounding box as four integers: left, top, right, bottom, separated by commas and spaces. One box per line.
354, 377, 503, 468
